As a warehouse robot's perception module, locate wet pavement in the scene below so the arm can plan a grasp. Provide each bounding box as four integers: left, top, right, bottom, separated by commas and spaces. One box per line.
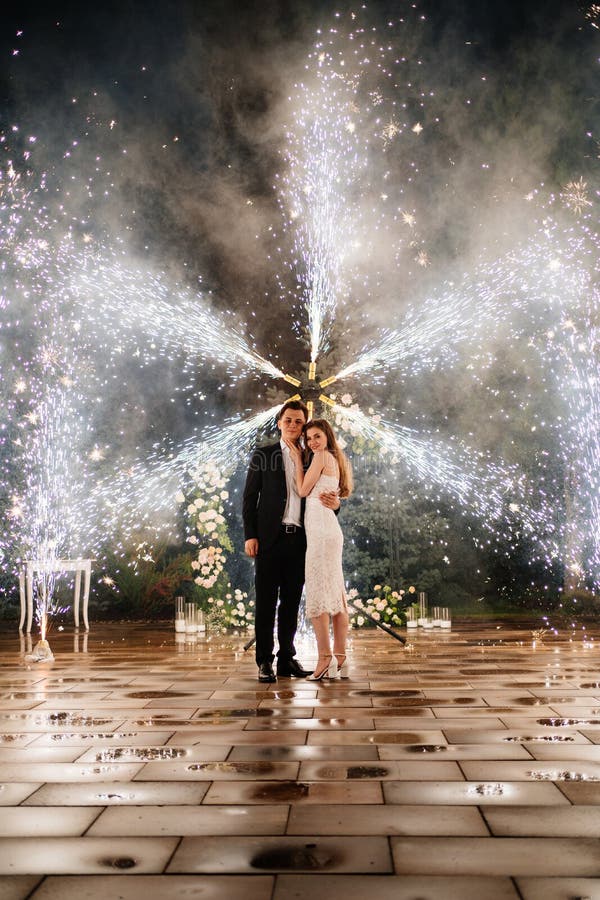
0, 620, 600, 898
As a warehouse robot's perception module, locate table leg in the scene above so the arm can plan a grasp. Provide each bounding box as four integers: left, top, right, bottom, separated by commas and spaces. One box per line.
18, 569, 26, 631
82, 564, 90, 632
74, 569, 82, 629
26, 568, 34, 634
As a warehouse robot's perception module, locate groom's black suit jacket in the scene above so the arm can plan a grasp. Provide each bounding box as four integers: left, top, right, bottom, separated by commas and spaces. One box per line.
243, 442, 303, 552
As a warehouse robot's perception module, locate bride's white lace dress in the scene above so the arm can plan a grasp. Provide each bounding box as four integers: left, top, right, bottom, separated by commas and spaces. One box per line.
304, 472, 347, 618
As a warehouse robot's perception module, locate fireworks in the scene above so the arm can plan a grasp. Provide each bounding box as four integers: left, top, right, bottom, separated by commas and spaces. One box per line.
585, 4, 600, 28
277, 6, 435, 360
561, 178, 593, 216
334, 220, 594, 384
88, 405, 282, 537
331, 401, 560, 565
537, 288, 600, 583
4, 313, 93, 640
75, 252, 285, 385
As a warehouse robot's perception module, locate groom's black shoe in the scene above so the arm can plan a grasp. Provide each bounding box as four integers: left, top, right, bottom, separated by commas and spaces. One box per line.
277, 658, 312, 678
258, 662, 276, 683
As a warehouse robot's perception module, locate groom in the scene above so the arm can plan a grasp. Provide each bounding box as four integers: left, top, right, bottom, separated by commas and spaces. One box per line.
243, 399, 339, 683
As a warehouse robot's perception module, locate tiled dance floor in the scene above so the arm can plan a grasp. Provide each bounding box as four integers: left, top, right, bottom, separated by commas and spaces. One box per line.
1, 621, 600, 898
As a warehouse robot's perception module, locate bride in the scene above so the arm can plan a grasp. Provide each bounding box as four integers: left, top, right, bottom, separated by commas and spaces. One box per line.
285, 419, 353, 680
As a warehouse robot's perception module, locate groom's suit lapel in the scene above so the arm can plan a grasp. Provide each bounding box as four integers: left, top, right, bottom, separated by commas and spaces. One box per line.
272, 443, 284, 472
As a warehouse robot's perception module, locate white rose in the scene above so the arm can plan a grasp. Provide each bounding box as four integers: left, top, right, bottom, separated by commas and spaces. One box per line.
220, 491, 229, 500
187, 504, 196, 514
188, 535, 198, 545
175, 491, 185, 503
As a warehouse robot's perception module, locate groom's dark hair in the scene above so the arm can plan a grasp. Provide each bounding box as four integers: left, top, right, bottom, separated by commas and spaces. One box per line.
277, 399, 309, 422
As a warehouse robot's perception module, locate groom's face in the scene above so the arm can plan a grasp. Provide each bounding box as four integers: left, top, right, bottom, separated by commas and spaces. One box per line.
277, 408, 306, 445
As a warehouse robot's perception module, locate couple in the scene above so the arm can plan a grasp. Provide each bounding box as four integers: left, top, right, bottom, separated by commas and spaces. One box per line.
243, 399, 353, 683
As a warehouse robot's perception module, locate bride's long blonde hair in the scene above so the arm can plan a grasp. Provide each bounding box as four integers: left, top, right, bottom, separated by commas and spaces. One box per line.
304, 419, 353, 498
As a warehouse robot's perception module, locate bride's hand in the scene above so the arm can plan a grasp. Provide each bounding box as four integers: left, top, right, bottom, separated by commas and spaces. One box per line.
284, 438, 302, 464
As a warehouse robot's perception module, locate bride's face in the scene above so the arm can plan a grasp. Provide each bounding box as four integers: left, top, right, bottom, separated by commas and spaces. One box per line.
306, 427, 327, 452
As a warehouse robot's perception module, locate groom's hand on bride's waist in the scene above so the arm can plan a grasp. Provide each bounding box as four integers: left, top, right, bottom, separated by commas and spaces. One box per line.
319, 491, 340, 510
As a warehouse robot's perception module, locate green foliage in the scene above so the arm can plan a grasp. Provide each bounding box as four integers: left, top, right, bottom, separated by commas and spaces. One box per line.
92, 541, 196, 619
341, 458, 473, 605
555, 588, 600, 618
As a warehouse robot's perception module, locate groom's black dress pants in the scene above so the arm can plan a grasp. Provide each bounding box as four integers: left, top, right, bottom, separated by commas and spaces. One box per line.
254, 526, 306, 666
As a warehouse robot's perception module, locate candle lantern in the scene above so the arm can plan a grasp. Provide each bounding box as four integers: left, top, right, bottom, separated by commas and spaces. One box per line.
175, 596, 185, 633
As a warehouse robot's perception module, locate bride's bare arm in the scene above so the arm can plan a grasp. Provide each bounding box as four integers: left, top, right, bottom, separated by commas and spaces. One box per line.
284, 439, 326, 497
295, 450, 326, 497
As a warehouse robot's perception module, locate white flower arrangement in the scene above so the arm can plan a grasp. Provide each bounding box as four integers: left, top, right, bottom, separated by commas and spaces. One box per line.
177, 461, 253, 632
181, 460, 232, 590
332, 393, 386, 445
349, 583, 414, 628
206, 586, 255, 632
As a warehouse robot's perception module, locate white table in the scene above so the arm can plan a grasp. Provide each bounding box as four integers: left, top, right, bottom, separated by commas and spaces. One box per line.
18, 559, 92, 633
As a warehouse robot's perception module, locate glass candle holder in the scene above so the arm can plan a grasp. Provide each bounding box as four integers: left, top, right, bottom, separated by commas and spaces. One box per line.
441, 607, 452, 628
197, 610, 206, 634
432, 606, 442, 626
405, 607, 418, 629
175, 596, 186, 632
418, 591, 428, 625
185, 602, 197, 634
423, 617, 434, 629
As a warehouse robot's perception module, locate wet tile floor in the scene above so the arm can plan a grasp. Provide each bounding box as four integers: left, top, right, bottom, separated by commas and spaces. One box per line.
1, 621, 600, 898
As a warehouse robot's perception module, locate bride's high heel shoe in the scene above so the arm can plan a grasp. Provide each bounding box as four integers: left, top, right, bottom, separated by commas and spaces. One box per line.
308, 655, 338, 681
335, 654, 348, 678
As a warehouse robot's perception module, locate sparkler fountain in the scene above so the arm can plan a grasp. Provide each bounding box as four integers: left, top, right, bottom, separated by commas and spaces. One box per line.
6, 324, 91, 660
